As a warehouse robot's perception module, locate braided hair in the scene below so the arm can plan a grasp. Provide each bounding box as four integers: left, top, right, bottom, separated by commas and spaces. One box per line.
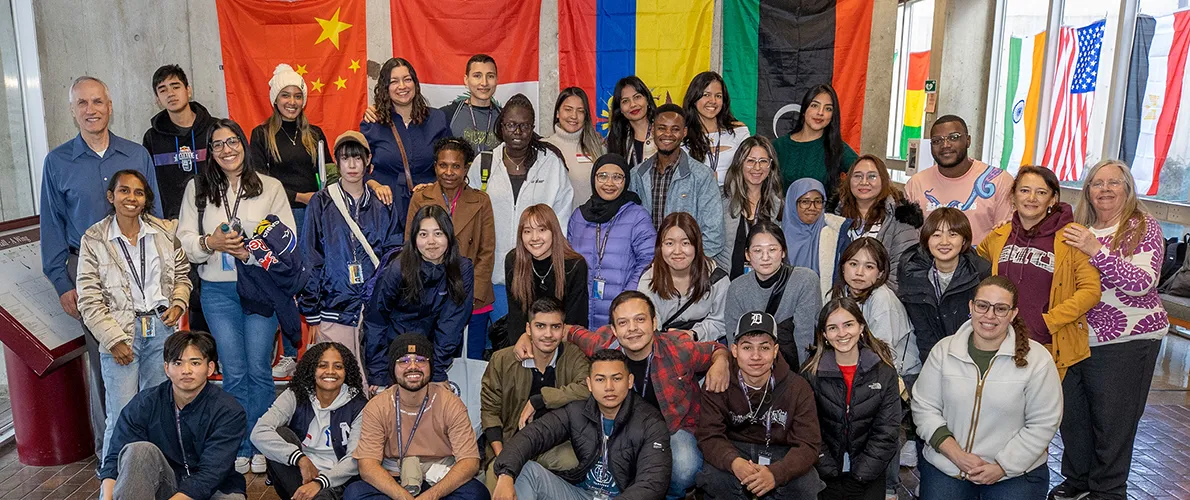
975, 276, 1031, 367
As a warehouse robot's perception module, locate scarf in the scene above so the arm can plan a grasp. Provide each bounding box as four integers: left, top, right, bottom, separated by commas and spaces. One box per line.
578, 153, 642, 224
782, 178, 828, 273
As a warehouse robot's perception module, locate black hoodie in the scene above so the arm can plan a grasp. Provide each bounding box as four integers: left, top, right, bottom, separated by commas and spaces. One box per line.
142, 102, 218, 219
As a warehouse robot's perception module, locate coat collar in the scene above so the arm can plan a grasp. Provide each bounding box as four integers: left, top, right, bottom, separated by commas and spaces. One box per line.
414, 183, 484, 231
70, 132, 135, 160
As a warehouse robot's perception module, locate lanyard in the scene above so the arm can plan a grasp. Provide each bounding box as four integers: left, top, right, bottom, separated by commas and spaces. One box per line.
339, 184, 363, 263
629, 129, 651, 166
117, 235, 148, 302
468, 103, 495, 151
174, 405, 192, 476
739, 373, 775, 447
632, 352, 653, 397
600, 417, 613, 470
442, 187, 463, 216
394, 389, 431, 462
708, 130, 722, 171
593, 221, 615, 275
931, 266, 944, 300
219, 184, 244, 225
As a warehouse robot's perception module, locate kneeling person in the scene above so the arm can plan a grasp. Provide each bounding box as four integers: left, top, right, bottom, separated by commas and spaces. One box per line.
346, 334, 487, 499
481, 296, 591, 488
697, 312, 824, 499
251, 342, 369, 500
100, 330, 247, 500
492, 349, 672, 499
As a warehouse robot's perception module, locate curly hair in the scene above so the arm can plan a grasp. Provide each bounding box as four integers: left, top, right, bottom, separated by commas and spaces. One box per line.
373, 58, 429, 126
287, 342, 365, 403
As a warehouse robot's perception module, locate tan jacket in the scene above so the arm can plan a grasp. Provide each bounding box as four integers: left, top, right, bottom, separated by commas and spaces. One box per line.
76, 214, 191, 353
407, 184, 497, 309
479, 342, 590, 445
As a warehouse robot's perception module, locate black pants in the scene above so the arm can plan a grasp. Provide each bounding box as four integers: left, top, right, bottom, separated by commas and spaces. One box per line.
819, 473, 886, 500
266, 427, 349, 500
696, 441, 824, 499
187, 266, 209, 332
1059, 339, 1161, 500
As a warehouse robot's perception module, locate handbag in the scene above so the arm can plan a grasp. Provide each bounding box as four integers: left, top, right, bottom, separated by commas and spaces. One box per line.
389, 123, 416, 193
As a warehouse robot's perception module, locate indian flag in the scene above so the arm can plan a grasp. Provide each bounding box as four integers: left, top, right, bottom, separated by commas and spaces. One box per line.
994, 31, 1046, 174
899, 50, 929, 160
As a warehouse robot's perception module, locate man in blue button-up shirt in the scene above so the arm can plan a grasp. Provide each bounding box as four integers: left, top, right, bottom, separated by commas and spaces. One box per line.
39, 75, 162, 457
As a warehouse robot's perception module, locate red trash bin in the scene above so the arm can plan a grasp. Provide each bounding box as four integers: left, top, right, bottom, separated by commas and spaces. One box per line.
4, 347, 94, 466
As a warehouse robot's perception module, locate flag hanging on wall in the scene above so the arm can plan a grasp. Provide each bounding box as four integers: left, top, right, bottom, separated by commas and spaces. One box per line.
993, 31, 1046, 173
557, 0, 715, 136
1041, 19, 1105, 182
391, 0, 540, 109
900, 50, 930, 160
216, 0, 367, 141
1120, 11, 1190, 196
720, 0, 873, 147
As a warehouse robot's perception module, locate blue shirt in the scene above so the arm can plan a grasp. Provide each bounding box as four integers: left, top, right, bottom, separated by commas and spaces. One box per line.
40, 132, 162, 295
578, 416, 621, 496
360, 108, 450, 209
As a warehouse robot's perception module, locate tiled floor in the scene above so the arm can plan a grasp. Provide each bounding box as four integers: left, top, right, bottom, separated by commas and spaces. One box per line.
1, 334, 1188, 500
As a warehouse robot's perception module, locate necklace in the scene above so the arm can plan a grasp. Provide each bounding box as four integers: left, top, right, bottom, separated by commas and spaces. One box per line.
504, 149, 528, 173
531, 262, 553, 287
280, 126, 298, 146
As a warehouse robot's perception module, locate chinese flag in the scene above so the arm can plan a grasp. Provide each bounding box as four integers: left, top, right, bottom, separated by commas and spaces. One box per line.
217, 0, 366, 141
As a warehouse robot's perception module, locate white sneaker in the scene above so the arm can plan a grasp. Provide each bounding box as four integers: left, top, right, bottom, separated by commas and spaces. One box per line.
235, 457, 250, 474
251, 454, 267, 474
900, 440, 918, 467
272, 356, 298, 378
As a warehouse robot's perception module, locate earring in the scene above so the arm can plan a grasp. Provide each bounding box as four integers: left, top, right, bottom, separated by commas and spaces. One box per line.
1046, 206, 1053, 214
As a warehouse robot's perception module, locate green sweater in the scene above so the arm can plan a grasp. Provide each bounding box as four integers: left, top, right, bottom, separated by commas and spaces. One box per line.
772, 134, 858, 194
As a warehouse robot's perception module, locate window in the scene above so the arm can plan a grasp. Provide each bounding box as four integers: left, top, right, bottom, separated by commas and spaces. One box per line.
0, 0, 36, 222
887, 0, 935, 160
987, 0, 1050, 175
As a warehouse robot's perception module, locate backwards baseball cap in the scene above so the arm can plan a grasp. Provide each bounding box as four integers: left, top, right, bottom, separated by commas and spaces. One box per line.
736, 311, 777, 340
334, 130, 371, 155
389, 333, 434, 368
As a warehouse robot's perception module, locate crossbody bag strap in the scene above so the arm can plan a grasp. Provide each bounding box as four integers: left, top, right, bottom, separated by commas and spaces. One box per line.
389, 123, 415, 193
327, 185, 380, 267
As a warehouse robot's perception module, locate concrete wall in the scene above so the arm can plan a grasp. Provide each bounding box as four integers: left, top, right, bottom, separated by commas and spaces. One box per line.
928, 0, 997, 155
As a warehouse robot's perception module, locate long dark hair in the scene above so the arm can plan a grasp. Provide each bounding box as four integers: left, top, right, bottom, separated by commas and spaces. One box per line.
830, 237, 889, 303
648, 212, 715, 301
496, 94, 565, 165
401, 205, 467, 304
106, 169, 155, 216
606, 76, 656, 158
790, 84, 846, 198
195, 119, 264, 207
373, 58, 429, 126
682, 71, 740, 163
553, 87, 604, 160
287, 342, 365, 403
511, 205, 584, 311
974, 276, 1031, 367
839, 154, 901, 234
801, 297, 897, 375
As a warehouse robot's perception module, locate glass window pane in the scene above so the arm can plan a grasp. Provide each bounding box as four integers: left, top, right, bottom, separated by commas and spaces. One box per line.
0, 0, 33, 222
887, 0, 934, 160
987, 0, 1049, 175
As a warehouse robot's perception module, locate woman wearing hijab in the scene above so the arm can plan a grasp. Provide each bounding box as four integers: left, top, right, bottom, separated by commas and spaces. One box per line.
568, 154, 657, 328
783, 178, 844, 293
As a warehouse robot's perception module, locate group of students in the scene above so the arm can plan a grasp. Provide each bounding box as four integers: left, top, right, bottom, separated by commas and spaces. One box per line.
40, 50, 1171, 500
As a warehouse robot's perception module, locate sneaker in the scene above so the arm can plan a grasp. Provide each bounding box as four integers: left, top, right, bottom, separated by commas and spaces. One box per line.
1048, 482, 1090, 500
272, 356, 298, 378
900, 440, 918, 467
234, 457, 250, 474
251, 454, 267, 474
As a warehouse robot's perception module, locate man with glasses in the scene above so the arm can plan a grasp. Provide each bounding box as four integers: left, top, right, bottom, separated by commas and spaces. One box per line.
904, 114, 1014, 243
347, 333, 488, 499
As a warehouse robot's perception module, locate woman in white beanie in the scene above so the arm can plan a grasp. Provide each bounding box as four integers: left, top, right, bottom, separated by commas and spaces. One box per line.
247, 63, 331, 375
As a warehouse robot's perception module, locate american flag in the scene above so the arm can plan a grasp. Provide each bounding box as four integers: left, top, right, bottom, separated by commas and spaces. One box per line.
1042, 19, 1106, 181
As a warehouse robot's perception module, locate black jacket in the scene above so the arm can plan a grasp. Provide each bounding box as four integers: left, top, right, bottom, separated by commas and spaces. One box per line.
142, 101, 218, 219
804, 348, 901, 483
493, 393, 672, 500
897, 244, 991, 362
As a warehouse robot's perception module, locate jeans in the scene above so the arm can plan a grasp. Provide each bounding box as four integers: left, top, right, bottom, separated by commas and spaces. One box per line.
669, 429, 701, 499
696, 440, 824, 499
115, 441, 246, 500
343, 477, 488, 499
918, 457, 1049, 500
99, 316, 171, 469
513, 460, 596, 500
201, 280, 277, 457
467, 311, 490, 360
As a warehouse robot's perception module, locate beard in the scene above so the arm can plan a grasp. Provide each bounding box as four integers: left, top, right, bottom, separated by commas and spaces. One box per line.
396, 370, 429, 391
936, 149, 969, 169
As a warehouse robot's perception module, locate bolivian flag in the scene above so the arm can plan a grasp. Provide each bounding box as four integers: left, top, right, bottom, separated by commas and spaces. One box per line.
900, 50, 930, 160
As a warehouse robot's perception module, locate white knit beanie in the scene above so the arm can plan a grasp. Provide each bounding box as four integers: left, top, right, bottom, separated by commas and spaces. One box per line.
268, 63, 307, 106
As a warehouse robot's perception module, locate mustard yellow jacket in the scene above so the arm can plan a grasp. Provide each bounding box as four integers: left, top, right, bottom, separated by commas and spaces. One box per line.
977, 221, 1101, 377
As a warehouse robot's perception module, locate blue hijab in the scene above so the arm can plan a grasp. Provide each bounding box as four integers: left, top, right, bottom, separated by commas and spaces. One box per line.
782, 178, 827, 273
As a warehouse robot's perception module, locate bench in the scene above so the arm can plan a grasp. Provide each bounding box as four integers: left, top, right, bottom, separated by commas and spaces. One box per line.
1161, 293, 1190, 335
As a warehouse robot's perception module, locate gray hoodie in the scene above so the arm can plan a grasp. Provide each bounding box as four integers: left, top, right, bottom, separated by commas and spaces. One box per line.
251, 386, 363, 488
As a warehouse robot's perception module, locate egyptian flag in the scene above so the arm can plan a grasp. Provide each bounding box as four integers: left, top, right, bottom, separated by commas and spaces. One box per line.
1120, 11, 1190, 196
558, 0, 715, 135
217, 0, 367, 140
721, 0, 873, 146
391, 0, 541, 109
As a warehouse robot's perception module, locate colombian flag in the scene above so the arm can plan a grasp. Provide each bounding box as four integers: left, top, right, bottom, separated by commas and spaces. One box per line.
558, 0, 715, 135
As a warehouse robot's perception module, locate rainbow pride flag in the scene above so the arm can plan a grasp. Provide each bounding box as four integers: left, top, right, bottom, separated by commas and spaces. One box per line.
558, 0, 715, 134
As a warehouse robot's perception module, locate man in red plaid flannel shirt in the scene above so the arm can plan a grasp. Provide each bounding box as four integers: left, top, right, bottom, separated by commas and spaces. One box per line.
516, 290, 731, 499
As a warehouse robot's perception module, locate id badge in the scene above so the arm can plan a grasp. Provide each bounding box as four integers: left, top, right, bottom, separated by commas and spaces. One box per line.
348, 263, 365, 284
221, 252, 236, 271
757, 452, 772, 466
140, 316, 156, 338
842, 452, 851, 472
592, 278, 606, 299
743, 263, 753, 274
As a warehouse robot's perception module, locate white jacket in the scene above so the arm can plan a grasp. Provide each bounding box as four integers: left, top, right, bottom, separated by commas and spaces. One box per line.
817, 213, 844, 294
177, 174, 295, 283
912, 322, 1062, 479
467, 143, 574, 285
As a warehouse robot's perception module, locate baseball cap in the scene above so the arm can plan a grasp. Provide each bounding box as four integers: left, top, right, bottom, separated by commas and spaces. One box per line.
736, 311, 777, 340
334, 130, 371, 155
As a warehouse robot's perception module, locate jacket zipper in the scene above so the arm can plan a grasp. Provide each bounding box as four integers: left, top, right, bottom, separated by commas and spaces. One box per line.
960, 357, 996, 477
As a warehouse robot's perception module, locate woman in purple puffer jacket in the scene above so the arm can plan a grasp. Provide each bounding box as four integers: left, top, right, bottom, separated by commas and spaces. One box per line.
567, 153, 657, 327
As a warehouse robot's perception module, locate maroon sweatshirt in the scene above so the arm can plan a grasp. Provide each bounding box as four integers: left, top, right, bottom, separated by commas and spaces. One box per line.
997, 202, 1074, 344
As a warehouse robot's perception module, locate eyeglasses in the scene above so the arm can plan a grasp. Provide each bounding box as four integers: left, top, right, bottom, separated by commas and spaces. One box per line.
211, 137, 242, 153
797, 198, 824, 209
929, 132, 965, 146
1089, 178, 1126, 190
396, 354, 429, 366
595, 172, 625, 183
748, 244, 783, 257
972, 299, 1013, 317
744, 157, 772, 169
502, 122, 532, 133
851, 172, 879, 184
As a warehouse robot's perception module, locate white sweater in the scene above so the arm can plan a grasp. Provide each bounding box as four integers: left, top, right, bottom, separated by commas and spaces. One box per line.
912, 322, 1063, 479
467, 143, 574, 286
177, 174, 295, 283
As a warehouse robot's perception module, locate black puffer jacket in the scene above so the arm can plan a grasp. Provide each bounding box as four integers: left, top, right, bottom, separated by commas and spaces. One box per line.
493, 393, 671, 500
804, 347, 901, 483
897, 244, 991, 362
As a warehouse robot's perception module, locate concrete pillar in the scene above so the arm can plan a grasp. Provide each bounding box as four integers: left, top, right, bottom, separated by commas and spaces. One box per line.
928, 0, 997, 157
862, 0, 898, 157
539, 0, 559, 130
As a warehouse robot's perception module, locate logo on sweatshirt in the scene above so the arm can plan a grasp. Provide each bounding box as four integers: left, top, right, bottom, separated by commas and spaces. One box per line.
177, 146, 196, 172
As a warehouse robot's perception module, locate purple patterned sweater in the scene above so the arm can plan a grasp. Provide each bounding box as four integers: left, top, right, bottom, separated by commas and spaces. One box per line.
1086, 213, 1169, 345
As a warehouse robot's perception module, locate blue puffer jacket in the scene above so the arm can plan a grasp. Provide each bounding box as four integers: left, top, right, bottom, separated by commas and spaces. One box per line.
299, 184, 405, 327
567, 203, 656, 327
363, 256, 474, 386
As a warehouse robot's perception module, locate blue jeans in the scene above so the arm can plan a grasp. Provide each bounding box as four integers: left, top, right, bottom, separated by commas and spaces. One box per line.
514, 460, 596, 500
669, 429, 701, 499
279, 207, 308, 358
492, 284, 509, 321
344, 477, 488, 499
467, 311, 490, 360
201, 280, 278, 457
919, 456, 1049, 500
99, 316, 171, 469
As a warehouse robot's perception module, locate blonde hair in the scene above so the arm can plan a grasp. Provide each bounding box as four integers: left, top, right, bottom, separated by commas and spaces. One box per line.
1073, 159, 1148, 256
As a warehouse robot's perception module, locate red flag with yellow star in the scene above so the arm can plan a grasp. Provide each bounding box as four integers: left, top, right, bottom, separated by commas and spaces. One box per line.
216, 0, 366, 141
